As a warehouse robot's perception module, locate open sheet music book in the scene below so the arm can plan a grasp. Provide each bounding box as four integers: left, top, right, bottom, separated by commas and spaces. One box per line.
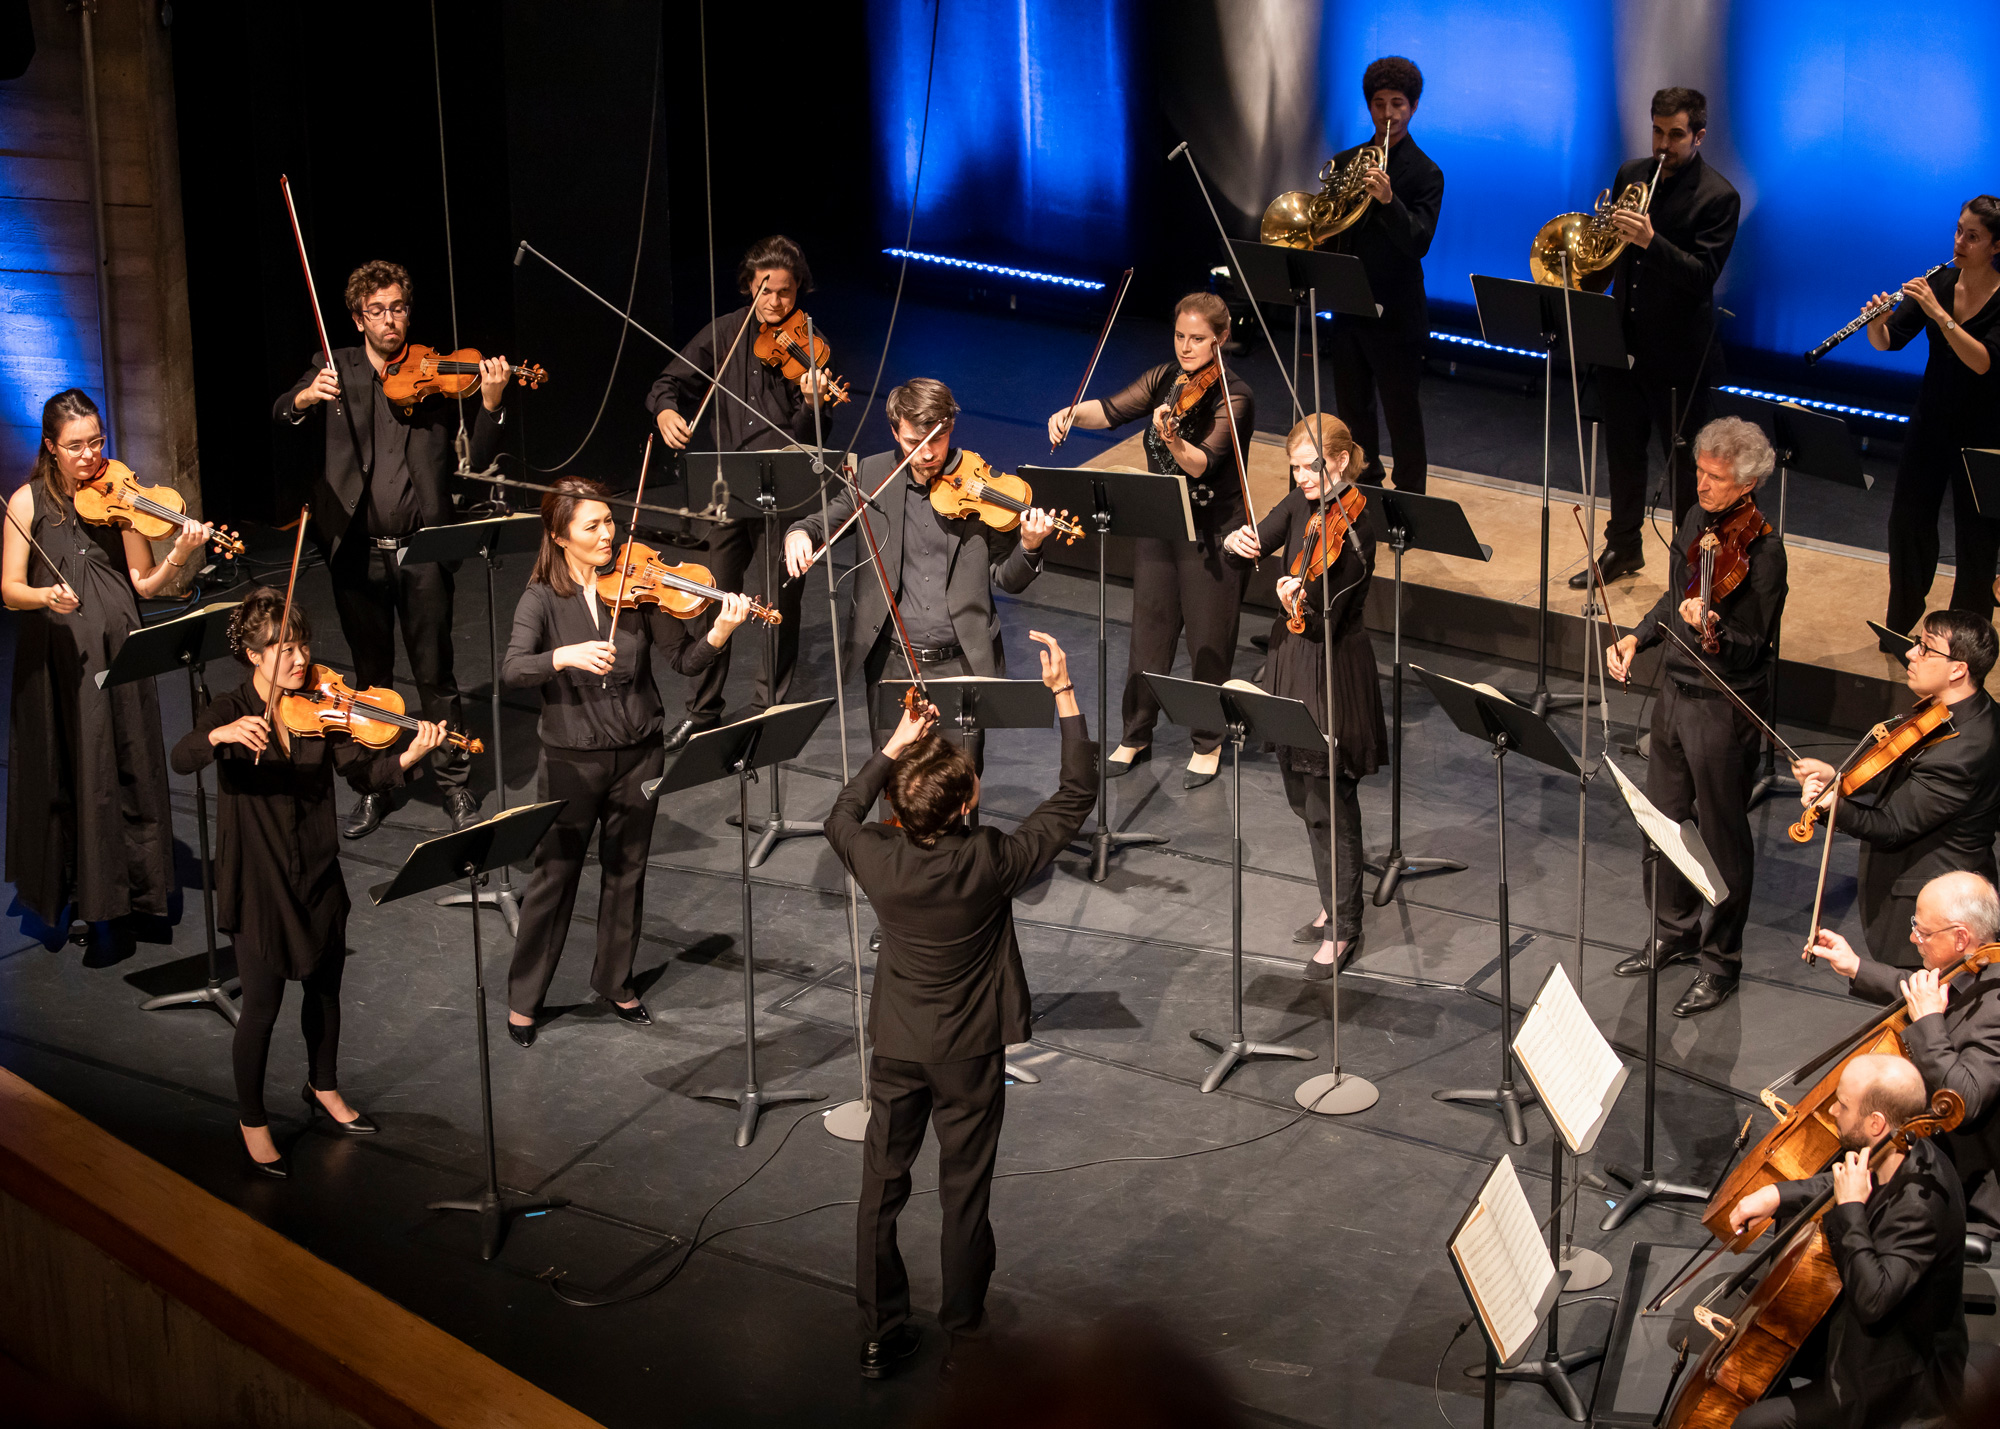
1448, 1156, 1560, 1366
1415, 666, 1514, 705
1602, 754, 1727, 907
1513, 964, 1629, 1155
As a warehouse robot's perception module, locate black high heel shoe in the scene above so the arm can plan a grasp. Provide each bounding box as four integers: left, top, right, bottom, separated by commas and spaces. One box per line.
240, 1132, 290, 1180
301, 1083, 378, 1135
1105, 745, 1152, 779
612, 999, 652, 1026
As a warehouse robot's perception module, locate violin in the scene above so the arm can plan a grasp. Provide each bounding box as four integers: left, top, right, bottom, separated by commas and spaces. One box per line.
926, 451, 1084, 545
1666, 1089, 1964, 1428
753, 309, 850, 405
595, 542, 781, 626
379, 343, 547, 414
277, 664, 484, 753
73, 459, 245, 558
1788, 698, 1954, 844
1684, 498, 1770, 654
1283, 486, 1369, 633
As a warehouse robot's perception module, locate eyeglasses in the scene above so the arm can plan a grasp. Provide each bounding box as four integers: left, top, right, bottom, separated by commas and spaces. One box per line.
54, 435, 106, 457
1909, 641, 1953, 663
1911, 915, 1963, 939
359, 302, 411, 320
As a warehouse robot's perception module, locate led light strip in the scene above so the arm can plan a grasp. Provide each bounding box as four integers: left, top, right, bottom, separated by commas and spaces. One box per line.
882, 248, 1105, 290
1715, 385, 1908, 424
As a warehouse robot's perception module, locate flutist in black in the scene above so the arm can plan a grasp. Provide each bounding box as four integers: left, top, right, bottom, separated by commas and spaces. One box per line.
1792, 611, 2000, 966
825, 632, 1096, 1380
1870, 198, 2000, 638
170, 591, 447, 1178
1607, 418, 1785, 1017
274, 260, 513, 837
501, 480, 751, 1047
1573, 88, 1741, 588
646, 237, 832, 749
1047, 292, 1254, 789
1325, 56, 1442, 497
1224, 415, 1385, 974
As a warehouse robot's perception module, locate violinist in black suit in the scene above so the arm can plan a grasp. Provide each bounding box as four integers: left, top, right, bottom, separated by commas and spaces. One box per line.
1793, 611, 2000, 967
825, 632, 1096, 1381
1725, 1055, 1966, 1429
1809, 872, 2000, 1234
274, 260, 514, 836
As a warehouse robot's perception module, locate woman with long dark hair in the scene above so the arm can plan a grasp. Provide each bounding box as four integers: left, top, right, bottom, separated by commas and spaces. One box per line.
3, 389, 209, 944
171, 589, 446, 1176
502, 478, 751, 1046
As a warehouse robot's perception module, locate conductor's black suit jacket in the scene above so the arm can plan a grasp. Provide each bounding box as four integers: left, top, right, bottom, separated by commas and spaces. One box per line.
824, 716, 1098, 1063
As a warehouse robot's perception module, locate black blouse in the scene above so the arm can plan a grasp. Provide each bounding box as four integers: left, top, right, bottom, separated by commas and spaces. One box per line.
1097, 362, 1255, 533
1883, 266, 2000, 445
503, 579, 721, 752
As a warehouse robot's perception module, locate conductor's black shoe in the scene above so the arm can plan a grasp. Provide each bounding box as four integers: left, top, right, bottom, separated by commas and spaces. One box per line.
443, 788, 481, 831
344, 792, 388, 840
664, 714, 719, 753
240, 1137, 290, 1180
1614, 942, 1699, 978
612, 1000, 652, 1026
1673, 973, 1738, 1018
859, 1324, 922, 1379
508, 1019, 537, 1049
1568, 547, 1644, 589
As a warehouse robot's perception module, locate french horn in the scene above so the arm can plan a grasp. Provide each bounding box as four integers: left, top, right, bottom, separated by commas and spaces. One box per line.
1529, 154, 1665, 289
1260, 120, 1393, 250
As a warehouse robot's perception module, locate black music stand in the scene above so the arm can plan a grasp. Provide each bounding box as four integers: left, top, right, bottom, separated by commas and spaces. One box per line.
1145, 674, 1328, 1093
1471, 274, 1629, 716
404, 513, 543, 936
876, 677, 1056, 738
1358, 490, 1489, 904
1416, 666, 1577, 1143
370, 800, 567, 1260
1017, 463, 1191, 881
107, 601, 242, 1024
644, 700, 834, 1146
1448, 1157, 1569, 1429
694, 450, 829, 868
1227, 241, 1379, 399
1869, 620, 1917, 658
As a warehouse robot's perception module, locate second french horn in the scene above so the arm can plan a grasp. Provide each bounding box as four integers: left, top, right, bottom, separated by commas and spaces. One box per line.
1529, 155, 1664, 289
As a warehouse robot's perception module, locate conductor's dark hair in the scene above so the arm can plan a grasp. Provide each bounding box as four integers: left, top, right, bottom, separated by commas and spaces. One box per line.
532, 476, 615, 598
227, 585, 313, 661
1963, 195, 2000, 248
887, 734, 977, 847
1921, 608, 1999, 687
1652, 87, 1708, 133
737, 235, 813, 296
32, 387, 101, 501
344, 259, 412, 313
1362, 56, 1422, 106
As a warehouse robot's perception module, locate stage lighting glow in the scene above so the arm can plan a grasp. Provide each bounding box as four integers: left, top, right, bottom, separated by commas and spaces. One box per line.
882, 249, 1105, 290
1715, 385, 1908, 425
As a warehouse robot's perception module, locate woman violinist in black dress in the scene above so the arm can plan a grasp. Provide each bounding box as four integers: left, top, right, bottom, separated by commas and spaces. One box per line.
1047, 291, 1255, 789
501, 478, 750, 1047
1224, 414, 1386, 974
4, 388, 210, 946
171, 590, 446, 1176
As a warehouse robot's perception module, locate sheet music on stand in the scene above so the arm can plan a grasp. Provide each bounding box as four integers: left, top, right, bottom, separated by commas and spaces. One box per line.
1601, 754, 1728, 907
1448, 1155, 1562, 1367
1513, 964, 1629, 1155
1091, 462, 1197, 542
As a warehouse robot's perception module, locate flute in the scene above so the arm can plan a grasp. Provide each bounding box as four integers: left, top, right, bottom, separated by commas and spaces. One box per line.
1804, 262, 1948, 364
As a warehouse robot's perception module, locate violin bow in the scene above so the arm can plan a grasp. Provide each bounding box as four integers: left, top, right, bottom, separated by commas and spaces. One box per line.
1660, 626, 1806, 763
788, 421, 946, 581
603, 434, 654, 688
842, 457, 932, 719
1050, 267, 1133, 454
1643, 1114, 1758, 1315
684, 276, 769, 445
4, 501, 79, 612
1210, 348, 1259, 569
258, 506, 310, 765
1569, 503, 1630, 682
279, 176, 339, 385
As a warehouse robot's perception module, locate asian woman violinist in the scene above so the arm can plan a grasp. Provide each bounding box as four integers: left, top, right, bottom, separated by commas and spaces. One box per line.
501, 478, 751, 1047
171, 589, 447, 1177
4, 389, 212, 948
1223, 415, 1386, 974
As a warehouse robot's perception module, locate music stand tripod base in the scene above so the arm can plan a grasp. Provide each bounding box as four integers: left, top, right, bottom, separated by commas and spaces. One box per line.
1463, 1346, 1602, 1423
140, 978, 242, 1023
1432, 1083, 1539, 1146
694, 1082, 824, 1150
1294, 1070, 1379, 1115
1597, 1165, 1709, 1231
435, 881, 521, 938
1189, 1027, 1316, 1095
1368, 853, 1468, 906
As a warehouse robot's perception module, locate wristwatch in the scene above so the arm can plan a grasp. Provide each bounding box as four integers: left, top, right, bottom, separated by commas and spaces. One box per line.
1944, 319, 1961, 333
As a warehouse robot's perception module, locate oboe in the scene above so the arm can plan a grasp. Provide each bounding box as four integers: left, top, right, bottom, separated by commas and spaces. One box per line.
1804, 262, 1949, 364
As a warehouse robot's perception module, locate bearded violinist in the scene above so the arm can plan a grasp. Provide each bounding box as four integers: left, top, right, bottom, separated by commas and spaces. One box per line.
1792, 612, 2000, 967
646, 236, 830, 750
1606, 417, 1785, 1016
274, 259, 515, 837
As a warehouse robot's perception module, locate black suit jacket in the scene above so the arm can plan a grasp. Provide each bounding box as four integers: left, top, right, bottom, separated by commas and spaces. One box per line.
1851, 954, 2000, 1228
1840, 692, 2000, 907
273, 345, 505, 555
824, 718, 1097, 1062
1773, 1136, 1965, 1429
1327, 135, 1443, 340
1608, 152, 1739, 377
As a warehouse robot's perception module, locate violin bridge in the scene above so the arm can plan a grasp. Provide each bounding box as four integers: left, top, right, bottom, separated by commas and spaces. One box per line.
1692, 1306, 1736, 1342
1760, 1089, 1794, 1121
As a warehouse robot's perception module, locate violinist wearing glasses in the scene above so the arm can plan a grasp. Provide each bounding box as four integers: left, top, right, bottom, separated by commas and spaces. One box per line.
1790, 611, 2000, 969
1606, 417, 1785, 1018
1223, 415, 1385, 976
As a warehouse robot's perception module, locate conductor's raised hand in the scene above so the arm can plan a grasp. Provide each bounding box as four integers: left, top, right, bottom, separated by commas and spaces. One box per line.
784, 529, 815, 579
1030, 629, 1071, 690
399, 719, 448, 771
1223, 523, 1262, 561
882, 699, 938, 759
554, 639, 617, 676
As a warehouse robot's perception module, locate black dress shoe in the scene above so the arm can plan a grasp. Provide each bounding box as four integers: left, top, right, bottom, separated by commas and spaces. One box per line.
612, 1000, 652, 1026
1106, 744, 1152, 779
1614, 942, 1699, 978
443, 788, 481, 831
1568, 547, 1644, 589
869, 928, 883, 954
1293, 920, 1328, 945
240, 1136, 290, 1180
301, 1083, 378, 1134
859, 1323, 922, 1379
344, 792, 387, 840
664, 714, 719, 753
508, 1019, 537, 1049
1673, 972, 1738, 1018
1303, 930, 1363, 980
1184, 757, 1221, 791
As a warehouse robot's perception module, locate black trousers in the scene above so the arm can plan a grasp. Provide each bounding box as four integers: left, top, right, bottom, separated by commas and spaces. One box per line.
234, 942, 345, 1127
1123, 536, 1248, 754
1282, 764, 1365, 941
1884, 425, 2000, 633
864, 638, 984, 774
678, 516, 805, 719
1597, 367, 1706, 551
1645, 680, 1762, 977
327, 541, 468, 789
507, 740, 665, 1017
856, 1051, 1006, 1340
1328, 322, 1428, 494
